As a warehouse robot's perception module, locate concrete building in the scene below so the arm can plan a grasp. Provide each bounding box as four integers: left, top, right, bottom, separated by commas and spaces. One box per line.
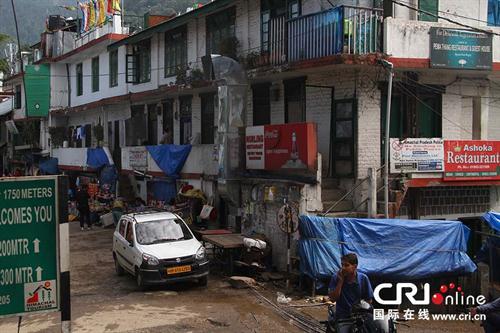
2, 0, 500, 271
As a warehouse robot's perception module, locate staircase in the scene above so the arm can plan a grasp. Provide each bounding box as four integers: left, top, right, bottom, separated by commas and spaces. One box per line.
320, 178, 354, 217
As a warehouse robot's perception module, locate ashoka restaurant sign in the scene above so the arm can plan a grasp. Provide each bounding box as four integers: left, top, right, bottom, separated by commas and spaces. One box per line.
444, 140, 500, 181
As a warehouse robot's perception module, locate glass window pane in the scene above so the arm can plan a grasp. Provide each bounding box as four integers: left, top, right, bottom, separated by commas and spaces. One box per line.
336, 102, 352, 118
336, 121, 352, 138
334, 143, 352, 157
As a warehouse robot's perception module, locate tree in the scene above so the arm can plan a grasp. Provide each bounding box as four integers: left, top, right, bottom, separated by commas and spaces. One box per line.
0, 33, 12, 74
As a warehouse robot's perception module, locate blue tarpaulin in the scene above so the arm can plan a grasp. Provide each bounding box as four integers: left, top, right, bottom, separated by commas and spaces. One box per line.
146, 144, 191, 178
150, 180, 177, 202
39, 158, 59, 175
483, 211, 500, 232
298, 216, 477, 282
86, 148, 112, 169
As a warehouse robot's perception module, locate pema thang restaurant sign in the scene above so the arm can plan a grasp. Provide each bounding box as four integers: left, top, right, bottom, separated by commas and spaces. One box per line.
444, 140, 500, 181
430, 27, 492, 70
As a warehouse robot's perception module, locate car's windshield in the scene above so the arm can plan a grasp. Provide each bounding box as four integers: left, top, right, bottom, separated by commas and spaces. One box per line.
135, 218, 193, 245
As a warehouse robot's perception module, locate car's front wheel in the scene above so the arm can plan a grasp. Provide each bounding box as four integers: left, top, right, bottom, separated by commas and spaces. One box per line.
114, 253, 124, 276
136, 268, 145, 291
198, 276, 208, 287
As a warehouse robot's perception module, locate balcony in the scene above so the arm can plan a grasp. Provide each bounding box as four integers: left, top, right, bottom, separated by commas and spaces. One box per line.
121, 144, 218, 177
288, 6, 383, 62
246, 6, 383, 69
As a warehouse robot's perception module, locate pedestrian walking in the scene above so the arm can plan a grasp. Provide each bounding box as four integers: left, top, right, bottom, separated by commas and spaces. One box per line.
76, 184, 91, 230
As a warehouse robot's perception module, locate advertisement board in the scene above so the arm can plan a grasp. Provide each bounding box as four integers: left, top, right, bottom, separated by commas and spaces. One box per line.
0, 177, 59, 318
390, 138, 444, 173
128, 147, 148, 169
444, 140, 500, 181
430, 27, 492, 70
245, 123, 317, 171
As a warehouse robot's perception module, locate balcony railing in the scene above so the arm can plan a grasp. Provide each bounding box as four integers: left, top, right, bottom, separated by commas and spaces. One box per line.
288, 6, 382, 62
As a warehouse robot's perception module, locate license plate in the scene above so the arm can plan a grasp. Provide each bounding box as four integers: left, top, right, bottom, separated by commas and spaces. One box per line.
166, 265, 191, 275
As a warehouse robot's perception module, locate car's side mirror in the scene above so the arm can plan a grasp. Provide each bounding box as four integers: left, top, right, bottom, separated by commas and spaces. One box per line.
128, 240, 134, 247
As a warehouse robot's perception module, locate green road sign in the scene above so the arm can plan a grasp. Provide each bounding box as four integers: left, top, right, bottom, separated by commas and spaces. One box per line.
0, 177, 59, 318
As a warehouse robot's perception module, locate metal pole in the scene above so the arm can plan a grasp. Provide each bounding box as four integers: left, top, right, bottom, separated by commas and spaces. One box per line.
383, 60, 394, 218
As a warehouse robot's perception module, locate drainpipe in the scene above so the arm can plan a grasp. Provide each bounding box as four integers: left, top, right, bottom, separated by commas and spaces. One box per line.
380, 59, 393, 218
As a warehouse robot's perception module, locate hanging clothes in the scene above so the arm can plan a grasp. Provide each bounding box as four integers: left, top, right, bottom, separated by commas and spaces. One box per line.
79, 2, 88, 33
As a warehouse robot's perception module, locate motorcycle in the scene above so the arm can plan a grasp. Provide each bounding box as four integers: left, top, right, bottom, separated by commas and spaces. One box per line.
323, 300, 397, 333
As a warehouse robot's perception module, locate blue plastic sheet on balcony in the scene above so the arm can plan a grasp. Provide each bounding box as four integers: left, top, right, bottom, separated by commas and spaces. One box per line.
483, 211, 500, 232
298, 215, 476, 283
146, 144, 192, 178
39, 158, 59, 175
86, 148, 112, 169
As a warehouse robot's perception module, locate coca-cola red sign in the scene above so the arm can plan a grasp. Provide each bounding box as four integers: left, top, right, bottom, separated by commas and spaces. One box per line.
245, 123, 317, 171
444, 140, 500, 181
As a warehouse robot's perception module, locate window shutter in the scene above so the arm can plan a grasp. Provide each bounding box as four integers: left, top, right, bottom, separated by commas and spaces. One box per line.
419, 0, 438, 22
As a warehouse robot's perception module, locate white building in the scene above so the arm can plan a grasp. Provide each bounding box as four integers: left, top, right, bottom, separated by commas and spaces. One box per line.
3, 0, 500, 271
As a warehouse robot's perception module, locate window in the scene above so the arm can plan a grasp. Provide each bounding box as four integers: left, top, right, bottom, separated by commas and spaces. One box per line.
419, 0, 438, 22
162, 100, 174, 144
165, 27, 187, 77
206, 8, 236, 56
488, 0, 500, 26
380, 84, 442, 161
125, 105, 147, 146
84, 124, 92, 147
14, 85, 21, 109
261, 0, 299, 50
109, 50, 118, 87
201, 93, 216, 144
119, 219, 126, 236
252, 83, 271, 125
76, 63, 83, 96
179, 96, 192, 145
285, 78, 305, 123
126, 39, 151, 84
91, 57, 99, 92
147, 103, 158, 145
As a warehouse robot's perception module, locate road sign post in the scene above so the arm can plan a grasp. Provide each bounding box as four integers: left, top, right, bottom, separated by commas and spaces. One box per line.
0, 176, 60, 318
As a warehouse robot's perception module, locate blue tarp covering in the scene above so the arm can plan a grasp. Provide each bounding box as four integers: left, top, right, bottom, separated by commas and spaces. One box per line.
39, 158, 59, 175
299, 216, 477, 282
99, 165, 118, 192
146, 144, 191, 178
150, 180, 177, 202
86, 148, 111, 169
483, 211, 500, 232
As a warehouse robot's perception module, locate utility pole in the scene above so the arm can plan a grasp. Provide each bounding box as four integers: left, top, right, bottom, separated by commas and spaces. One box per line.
380, 59, 394, 218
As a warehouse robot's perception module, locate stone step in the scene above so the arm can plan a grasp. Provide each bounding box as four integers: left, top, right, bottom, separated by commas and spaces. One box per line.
323, 200, 353, 213
321, 188, 346, 202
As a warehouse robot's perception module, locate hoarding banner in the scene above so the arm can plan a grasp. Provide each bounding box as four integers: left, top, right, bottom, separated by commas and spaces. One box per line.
430, 27, 492, 70
245, 123, 317, 171
444, 140, 500, 181
390, 138, 444, 173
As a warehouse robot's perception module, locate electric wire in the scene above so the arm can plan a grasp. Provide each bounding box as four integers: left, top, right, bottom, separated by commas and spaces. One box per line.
393, 80, 474, 135
391, 0, 500, 36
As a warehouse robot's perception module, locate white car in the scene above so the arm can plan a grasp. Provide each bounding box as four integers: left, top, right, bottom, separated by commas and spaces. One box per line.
112, 211, 209, 289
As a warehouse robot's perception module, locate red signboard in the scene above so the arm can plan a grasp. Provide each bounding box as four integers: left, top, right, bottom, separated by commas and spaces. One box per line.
444, 140, 500, 181
245, 123, 317, 171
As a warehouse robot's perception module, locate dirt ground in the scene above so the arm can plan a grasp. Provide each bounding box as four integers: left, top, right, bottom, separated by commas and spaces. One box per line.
0, 222, 485, 333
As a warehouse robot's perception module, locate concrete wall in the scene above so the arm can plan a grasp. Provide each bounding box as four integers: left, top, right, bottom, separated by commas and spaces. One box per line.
50, 64, 68, 110
385, 18, 500, 62
70, 45, 128, 107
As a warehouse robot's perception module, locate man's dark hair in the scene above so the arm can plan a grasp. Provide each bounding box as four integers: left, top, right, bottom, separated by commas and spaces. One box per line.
341, 253, 358, 265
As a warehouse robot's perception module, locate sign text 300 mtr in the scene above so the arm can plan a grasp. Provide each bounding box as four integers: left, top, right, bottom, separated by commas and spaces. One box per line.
0, 177, 59, 318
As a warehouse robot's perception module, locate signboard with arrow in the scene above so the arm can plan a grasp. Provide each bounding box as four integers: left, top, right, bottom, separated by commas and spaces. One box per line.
0, 177, 60, 318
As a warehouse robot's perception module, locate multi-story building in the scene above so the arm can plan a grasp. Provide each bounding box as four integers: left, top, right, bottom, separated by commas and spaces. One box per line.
2, 0, 500, 271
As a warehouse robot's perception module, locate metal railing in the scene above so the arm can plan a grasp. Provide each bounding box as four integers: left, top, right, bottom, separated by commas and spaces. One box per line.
287, 6, 383, 63
269, 16, 287, 65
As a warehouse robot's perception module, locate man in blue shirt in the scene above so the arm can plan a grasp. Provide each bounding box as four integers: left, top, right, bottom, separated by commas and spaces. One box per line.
328, 253, 374, 333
